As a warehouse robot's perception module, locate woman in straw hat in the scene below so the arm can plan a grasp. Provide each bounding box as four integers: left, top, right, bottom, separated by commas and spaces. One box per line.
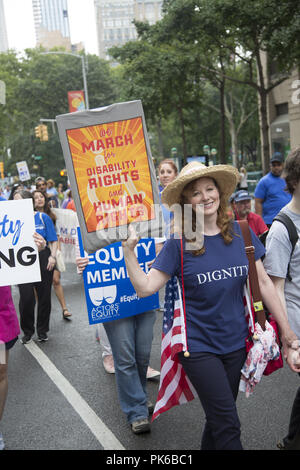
122, 161, 300, 450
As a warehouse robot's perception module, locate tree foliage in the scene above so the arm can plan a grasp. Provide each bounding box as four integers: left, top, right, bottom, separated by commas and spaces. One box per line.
157, 0, 300, 171
0, 48, 117, 181
1, 1, 298, 180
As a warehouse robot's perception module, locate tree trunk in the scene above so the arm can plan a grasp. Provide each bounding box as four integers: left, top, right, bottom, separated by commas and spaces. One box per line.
258, 88, 270, 174
219, 80, 226, 164
256, 49, 270, 174
177, 105, 187, 165
229, 121, 238, 168
156, 117, 164, 157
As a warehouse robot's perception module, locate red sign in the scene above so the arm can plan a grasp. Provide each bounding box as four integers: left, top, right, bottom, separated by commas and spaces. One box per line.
68, 90, 85, 113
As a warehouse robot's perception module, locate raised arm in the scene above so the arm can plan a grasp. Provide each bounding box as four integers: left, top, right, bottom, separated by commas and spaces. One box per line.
122, 226, 170, 297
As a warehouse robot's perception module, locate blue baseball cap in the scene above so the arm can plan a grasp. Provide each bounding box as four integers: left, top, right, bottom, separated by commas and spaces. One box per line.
270, 152, 284, 163
234, 190, 252, 202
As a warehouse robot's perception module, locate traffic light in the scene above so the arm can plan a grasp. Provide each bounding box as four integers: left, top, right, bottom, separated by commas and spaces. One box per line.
0, 161, 4, 179
60, 169, 67, 177
34, 124, 48, 141
35, 124, 42, 139
41, 124, 48, 141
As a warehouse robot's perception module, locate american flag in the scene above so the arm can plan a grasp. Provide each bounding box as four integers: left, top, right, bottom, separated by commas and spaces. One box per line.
152, 276, 197, 421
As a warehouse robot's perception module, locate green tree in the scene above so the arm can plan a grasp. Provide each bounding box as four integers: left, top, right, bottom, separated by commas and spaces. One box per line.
162, 0, 300, 172
0, 51, 26, 173
110, 22, 203, 164
0, 48, 118, 181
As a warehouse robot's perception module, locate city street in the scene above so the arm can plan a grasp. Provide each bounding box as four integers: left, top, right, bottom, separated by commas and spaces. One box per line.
2, 263, 299, 452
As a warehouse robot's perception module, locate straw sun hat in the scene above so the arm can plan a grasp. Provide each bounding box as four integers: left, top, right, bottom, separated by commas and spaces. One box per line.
161, 161, 239, 207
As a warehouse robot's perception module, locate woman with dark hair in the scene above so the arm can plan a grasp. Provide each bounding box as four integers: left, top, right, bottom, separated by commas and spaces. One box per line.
14, 190, 58, 343
122, 161, 300, 450
33, 190, 72, 320
8, 183, 23, 200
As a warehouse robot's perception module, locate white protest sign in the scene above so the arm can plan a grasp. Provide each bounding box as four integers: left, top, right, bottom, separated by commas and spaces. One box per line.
0, 199, 41, 286
52, 208, 79, 263
16, 161, 31, 181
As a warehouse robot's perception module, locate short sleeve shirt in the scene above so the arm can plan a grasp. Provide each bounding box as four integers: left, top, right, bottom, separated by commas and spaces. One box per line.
254, 172, 291, 224
152, 221, 265, 354
247, 212, 268, 236
34, 212, 57, 243
263, 206, 300, 338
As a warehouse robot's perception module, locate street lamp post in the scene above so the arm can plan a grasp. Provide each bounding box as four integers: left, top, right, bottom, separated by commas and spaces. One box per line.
211, 148, 217, 165
41, 51, 89, 109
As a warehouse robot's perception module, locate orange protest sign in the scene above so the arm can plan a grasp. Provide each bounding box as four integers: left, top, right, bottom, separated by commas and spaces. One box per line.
57, 100, 163, 253
66, 116, 155, 232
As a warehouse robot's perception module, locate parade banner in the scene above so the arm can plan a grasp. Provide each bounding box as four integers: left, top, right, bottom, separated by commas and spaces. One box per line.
52, 208, 78, 263
78, 228, 159, 324
68, 90, 85, 113
0, 199, 41, 286
56, 100, 163, 253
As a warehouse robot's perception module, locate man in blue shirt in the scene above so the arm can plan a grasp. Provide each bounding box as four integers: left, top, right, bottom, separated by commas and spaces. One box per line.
254, 152, 291, 226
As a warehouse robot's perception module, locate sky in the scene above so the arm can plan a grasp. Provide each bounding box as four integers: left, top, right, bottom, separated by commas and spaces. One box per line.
3, 0, 98, 55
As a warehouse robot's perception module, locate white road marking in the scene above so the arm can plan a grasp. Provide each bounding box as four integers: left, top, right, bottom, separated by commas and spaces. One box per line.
25, 341, 125, 450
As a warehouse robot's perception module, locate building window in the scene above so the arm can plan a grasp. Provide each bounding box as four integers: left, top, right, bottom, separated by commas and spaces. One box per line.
276, 102, 289, 116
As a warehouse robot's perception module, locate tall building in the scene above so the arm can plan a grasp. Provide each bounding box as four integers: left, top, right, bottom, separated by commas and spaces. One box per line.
268, 67, 300, 156
260, 51, 300, 169
0, 0, 9, 52
134, 0, 163, 24
95, 0, 163, 60
32, 0, 71, 50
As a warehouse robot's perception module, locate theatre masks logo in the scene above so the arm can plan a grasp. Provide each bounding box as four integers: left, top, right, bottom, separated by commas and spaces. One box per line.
88, 285, 120, 320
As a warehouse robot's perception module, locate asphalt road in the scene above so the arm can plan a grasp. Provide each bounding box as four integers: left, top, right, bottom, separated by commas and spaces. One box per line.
2, 264, 299, 452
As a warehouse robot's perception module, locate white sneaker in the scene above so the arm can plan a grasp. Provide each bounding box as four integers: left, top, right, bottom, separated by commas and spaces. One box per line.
146, 366, 160, 380
103, 355, 115, 374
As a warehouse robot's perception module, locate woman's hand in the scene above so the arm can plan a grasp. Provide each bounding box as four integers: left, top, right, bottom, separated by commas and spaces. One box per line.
121, 224, 139, 251
47, 254, 56, 271
33, 232, 46, 252
76, 256, 89, 274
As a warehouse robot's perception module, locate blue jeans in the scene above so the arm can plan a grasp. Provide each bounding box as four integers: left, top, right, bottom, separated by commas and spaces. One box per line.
104, 310, 156, 424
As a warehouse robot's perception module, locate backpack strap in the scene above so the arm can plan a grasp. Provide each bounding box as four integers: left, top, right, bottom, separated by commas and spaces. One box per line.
273, 212, 299, 281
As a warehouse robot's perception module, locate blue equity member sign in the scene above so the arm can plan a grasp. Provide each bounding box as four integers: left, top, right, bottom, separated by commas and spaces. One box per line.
78, 228, 159, 324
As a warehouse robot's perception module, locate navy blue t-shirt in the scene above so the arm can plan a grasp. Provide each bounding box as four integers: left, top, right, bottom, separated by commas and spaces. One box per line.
152, 221, 265, 354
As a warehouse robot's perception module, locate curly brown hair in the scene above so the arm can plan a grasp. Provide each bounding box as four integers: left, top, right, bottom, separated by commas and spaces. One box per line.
173, 177, 234, 256
283, 147, 300, 194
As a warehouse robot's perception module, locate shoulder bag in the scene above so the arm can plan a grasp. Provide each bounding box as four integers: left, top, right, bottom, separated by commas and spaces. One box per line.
239, 219, 283, 375
55, 249, 66, 272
